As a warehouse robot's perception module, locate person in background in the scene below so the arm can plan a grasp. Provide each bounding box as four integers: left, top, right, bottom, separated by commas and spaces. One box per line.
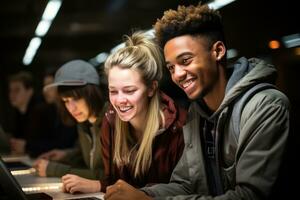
8, 71, 42, 155
61, 31, 186, 194
33, 60, 107, 190
25, 68, 78, 158
104, 3, 290, 200
0, 124, 10, 155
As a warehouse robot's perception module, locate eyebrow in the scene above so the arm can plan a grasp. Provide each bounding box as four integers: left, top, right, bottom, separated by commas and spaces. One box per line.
165, 52, 193, 65
108, 85, 136, 89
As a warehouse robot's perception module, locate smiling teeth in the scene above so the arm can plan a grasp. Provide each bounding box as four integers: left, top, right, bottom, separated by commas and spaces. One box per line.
182, 80, 193, 88
119, 106, 132, 112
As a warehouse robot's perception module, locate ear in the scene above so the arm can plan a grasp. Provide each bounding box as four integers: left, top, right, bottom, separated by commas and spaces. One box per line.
212, 41, 226, 61
148, 80, 158, 97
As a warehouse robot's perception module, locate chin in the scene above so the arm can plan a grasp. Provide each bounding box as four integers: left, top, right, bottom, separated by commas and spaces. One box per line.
75, 117, 86, 123
186, 91, 200, 100
118, 115, 132, 122
118, 111, 135, 122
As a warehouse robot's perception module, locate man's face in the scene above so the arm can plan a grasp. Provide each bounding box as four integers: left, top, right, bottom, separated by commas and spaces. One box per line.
9, 81, 32, 108
164, 35, 219, 100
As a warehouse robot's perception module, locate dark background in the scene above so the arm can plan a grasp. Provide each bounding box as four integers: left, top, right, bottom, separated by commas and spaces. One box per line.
0, 0, 299, 198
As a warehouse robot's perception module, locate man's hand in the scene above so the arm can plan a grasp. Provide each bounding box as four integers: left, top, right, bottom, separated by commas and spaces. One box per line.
10, 138, 26, 154
62, 174, 101, 194
32, 159, 49, 177
105, 179, 152, 200
37, 149, 66, 161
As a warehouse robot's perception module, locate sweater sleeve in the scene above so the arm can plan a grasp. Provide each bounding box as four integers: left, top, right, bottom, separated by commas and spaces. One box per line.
46, 161, 101, 179
46, 143, 102, 179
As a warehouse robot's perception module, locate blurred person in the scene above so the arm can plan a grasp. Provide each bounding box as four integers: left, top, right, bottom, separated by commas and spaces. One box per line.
0, 124, 10, 155
61, 31, 186, 194
8, 71, 42, 154
104, 3, 290, 200
33, 60, 107, 183
25, 68, 78, 158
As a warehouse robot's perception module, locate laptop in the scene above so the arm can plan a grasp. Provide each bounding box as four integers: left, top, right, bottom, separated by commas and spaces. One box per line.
0, 156, 52, 200
4, 160, 32, 170
0, 156, 103, 200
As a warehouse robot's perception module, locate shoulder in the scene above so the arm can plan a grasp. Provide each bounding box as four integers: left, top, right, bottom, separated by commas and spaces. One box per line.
161, 92, 188, 130
239, 88, 290, 133
245, 88, 290, 112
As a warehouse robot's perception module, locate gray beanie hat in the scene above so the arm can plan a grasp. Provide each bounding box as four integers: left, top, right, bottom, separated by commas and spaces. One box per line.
44, 59, 99, 91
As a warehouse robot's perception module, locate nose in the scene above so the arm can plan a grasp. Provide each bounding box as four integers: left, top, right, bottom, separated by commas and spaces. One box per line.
66, 100, 77, 112
116, 92, 127, 104
173, 65, 186, 81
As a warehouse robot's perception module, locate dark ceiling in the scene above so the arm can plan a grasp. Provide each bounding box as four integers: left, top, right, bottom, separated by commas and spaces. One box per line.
0, 0, 299, 83
0, 0, 203, 76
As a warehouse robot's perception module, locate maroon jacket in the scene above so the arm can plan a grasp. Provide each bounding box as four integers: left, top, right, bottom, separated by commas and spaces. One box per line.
100, 92, 187, 192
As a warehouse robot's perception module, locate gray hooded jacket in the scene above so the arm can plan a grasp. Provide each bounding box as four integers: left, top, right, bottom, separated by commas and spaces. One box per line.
142, 57, 290, 200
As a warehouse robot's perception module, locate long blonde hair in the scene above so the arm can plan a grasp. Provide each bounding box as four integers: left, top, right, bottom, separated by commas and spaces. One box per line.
104, 31, 164, 177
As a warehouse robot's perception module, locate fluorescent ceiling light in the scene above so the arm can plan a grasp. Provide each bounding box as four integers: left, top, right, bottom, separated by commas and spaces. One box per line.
282, 33, 300, 48
22, 37, 42, 65
95, 52, 109, 63
227, 48, 238, 59
22, 0, 62, 65
110, 42, 125, 53
35, 20, 51, 37
42, 0, 62, 21
145, 29, 155, 39
208, 0, 236, 10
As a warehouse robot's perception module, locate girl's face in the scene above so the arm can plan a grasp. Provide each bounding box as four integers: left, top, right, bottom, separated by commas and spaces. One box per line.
108, 67, 153, 125
62, 97, 91, 123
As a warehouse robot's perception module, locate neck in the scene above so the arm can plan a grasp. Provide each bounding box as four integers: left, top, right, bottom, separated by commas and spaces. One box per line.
88, 115, 97, 124
130, 117, 147, 141
18, 103, 28, 114
131, 122, 145, 141
18, 96, 32, 114
203, 66, 227, 112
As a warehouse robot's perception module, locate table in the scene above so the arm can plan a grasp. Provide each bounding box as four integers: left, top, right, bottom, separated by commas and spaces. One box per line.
2, 155, 104, 200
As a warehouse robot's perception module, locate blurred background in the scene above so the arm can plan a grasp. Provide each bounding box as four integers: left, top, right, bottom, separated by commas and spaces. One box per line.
0, 0, 299, 197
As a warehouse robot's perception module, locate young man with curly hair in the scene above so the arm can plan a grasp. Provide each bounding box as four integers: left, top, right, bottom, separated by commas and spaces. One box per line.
104, 3, 290, 200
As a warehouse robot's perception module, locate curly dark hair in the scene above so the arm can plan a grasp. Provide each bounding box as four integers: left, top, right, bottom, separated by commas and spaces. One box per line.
154, 3, 225, 50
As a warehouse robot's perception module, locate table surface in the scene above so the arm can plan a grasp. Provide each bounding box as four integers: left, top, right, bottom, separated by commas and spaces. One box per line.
2, 154, 104, 200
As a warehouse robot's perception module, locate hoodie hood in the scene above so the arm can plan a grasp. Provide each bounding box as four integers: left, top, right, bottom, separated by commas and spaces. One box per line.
194, 57, 277, 119
219, 57, 277, 111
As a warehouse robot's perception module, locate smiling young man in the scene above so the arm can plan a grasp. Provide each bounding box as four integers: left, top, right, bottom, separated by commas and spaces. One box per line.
104, 3, 290, 200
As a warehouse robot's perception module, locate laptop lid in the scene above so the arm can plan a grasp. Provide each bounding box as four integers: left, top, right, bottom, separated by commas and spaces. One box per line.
0, 156, 52, 200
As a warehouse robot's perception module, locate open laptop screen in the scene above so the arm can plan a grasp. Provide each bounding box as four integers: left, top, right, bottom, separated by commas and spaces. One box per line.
0, 156, 52, 200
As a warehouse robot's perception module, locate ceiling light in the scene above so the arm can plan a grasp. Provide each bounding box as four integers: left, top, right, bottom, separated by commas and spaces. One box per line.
208, 0, 236, 10
35, 20, 51, 37
282, 33, 300, 48
22, 37, 42, 65
227, 48, 238, 59
268, 40, 280, 49
42, 0, 62, 21
22, 0, 62, 65
295, 47, 300, 56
